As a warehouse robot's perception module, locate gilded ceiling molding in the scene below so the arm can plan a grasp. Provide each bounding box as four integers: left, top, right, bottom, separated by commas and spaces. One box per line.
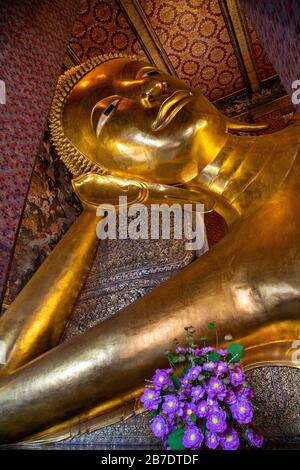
63, 46, 81, 69
229, 0, 262, 89
116, 0, 177, 76
219, 0, 259, 93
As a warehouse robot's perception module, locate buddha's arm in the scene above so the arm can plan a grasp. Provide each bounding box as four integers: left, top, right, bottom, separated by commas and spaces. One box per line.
0, 189, 299, 443
0, 174, 216, 377
0, 207, 99, 374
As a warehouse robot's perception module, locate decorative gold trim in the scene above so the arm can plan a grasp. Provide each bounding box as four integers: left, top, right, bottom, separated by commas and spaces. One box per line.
63, 46, 81, 69
49, 53, 135, 177
219, 0, 253, 93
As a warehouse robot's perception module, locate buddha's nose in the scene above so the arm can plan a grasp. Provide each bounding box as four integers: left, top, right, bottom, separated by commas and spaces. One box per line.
140, 80, 168, 108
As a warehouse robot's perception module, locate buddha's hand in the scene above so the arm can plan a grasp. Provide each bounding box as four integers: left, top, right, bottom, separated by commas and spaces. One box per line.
72, 173, 215, 210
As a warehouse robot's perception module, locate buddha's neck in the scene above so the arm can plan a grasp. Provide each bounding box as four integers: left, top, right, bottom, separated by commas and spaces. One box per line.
190, 126, 299, 226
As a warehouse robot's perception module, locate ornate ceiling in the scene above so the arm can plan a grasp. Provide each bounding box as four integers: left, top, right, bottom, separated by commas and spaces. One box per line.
67, 0, 281, 106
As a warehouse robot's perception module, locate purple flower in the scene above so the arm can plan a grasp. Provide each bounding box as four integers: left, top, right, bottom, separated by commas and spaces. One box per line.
196, 400, 208, 418
223, 390, 237, 405
162, 394, 179, 415
207, 397, 219, 410
235, 385, 254, 400
175, 346, 186, 354
245, 426, 264, 448
230, 398, 253, 424
206, 408, 227, 433
152, 369, 172, 389
165, 413, 176, 426
217, 348, 228, 357
182, 426, 203, 450
203, 361, 216, 372
205, 377, 225, 397
229, 367, 245, 387
185, 366, 202, 380
220, 427, 240, 450
191, 385, 205, 402
150, 416, 168, 438
181, 377, 190, 387
195, 348, 204, 356
215, 361, 228, 376
141, 388, 161, 411
183, 403, 197, 423
202, 346, 213, 354
205, 431, 220, 449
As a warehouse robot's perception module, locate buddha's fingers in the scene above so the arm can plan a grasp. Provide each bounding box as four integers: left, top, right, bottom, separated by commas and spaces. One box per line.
0, 198, 299, 443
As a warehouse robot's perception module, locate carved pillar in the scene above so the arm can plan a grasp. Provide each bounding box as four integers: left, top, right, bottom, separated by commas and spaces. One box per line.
0, 0, 80, 302
240, 0, 300, 113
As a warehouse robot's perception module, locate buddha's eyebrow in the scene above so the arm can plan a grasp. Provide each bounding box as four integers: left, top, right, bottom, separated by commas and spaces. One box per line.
135, 66, 160, 79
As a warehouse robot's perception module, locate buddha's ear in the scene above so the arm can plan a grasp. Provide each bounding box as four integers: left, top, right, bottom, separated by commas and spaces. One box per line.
226, 118, 269, 132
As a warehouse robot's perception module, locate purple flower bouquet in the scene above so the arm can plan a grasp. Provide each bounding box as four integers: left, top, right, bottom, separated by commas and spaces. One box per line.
141, 325, 263, 450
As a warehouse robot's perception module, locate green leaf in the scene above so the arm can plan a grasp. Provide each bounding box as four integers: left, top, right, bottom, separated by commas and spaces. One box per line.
170, 375, 181, 390
226, 343, 244, 362
207, 322, 216, 330
167, 428, 186, 450
181, 365, 191, 377
195, 358, 205, 365
207, 352, 221, 362
190, 413, 197, 423
165, 352, 180, 364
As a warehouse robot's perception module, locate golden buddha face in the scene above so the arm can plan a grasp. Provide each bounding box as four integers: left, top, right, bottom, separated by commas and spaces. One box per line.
62, 58, 227, 184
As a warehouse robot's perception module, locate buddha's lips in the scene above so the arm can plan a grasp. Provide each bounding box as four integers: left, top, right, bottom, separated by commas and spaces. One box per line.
152, 90, 192, 131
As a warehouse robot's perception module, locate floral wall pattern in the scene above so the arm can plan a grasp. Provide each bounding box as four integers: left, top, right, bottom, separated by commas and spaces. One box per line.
139, 0, 245, 101
70, 0, 146, 60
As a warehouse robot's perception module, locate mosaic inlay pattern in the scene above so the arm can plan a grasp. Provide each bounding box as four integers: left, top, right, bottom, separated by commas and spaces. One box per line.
61, 219, 198, 341
2, 130, 82, 308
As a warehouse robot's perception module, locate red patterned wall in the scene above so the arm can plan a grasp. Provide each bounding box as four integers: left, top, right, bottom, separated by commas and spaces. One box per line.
70, 0, 146, 60
241, 0, 300, 113
69, 0, 247, 102
0, 0, 80, 301
139, 0, 245, 101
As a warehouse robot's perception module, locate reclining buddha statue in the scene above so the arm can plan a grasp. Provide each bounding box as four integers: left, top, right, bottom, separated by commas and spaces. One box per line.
0, 53, 299, 444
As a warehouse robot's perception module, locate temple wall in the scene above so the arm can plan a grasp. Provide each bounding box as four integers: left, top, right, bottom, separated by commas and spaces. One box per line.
241, 0, 300, 113
0, 0, 80, 301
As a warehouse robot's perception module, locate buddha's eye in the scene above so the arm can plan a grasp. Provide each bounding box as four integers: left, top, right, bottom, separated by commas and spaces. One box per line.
141, 70, 160, 78
103, 99, 119, 116
93, 98, 120, 137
